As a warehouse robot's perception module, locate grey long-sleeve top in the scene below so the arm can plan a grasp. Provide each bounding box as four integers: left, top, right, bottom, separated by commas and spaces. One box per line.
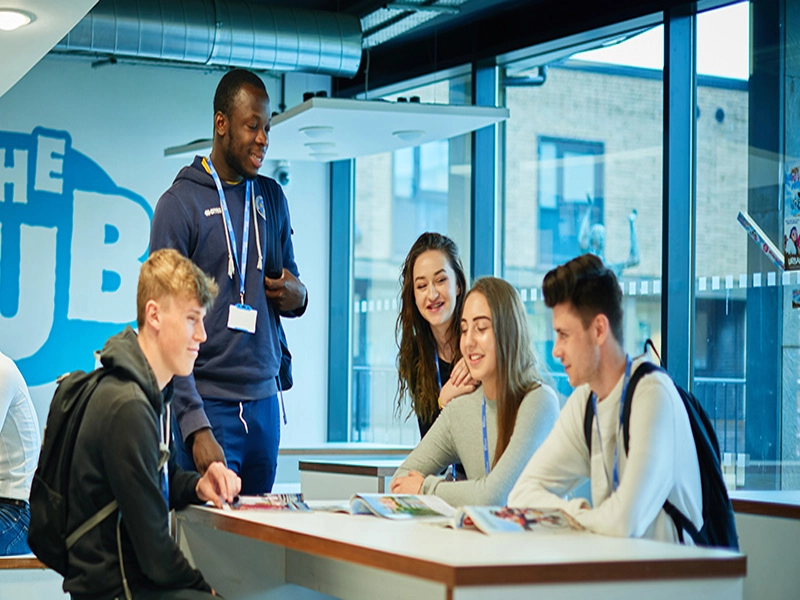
390, 384, 559, 507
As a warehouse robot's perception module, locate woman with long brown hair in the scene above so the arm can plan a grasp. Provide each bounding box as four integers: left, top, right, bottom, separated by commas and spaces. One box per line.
390, 277, 559, 506
396, 232, 476, 438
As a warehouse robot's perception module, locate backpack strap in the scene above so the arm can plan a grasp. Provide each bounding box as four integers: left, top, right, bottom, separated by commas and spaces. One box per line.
663, 500, 698, 544
583, 393, 594, 451
581, 358, 698, 544
622, 360, 697, 543
585, 361, 661, 454
65, 499, 118, 549
621, 361, 660, 454
644, 338, 662, 364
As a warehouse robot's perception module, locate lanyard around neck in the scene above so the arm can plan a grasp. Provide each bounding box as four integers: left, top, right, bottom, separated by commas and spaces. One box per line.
590, 354, 632, 492
434, 347, 443, 390
207, 158, 251, 304
159, 404, 171, 513
481, 396, 490, 475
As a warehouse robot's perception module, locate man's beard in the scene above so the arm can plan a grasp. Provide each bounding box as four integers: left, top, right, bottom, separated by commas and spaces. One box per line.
222, 135, 253, 180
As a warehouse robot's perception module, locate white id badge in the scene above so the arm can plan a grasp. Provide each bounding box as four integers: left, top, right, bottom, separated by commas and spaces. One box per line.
228, 304, 257, 334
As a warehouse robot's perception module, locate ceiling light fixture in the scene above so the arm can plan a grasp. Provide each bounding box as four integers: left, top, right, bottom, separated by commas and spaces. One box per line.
392, 130, 426, 142
304, 142, 336, 149
299, 126, 334, 139
0, 9, 33, 31
165, 97, 509, 162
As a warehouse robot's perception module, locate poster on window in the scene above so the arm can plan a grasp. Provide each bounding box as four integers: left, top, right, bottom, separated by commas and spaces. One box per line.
784, 163, 800, 270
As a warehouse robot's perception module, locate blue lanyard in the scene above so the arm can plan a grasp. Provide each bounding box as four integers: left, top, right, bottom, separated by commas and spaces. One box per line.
481, 396, 490, 475
159, 405, 171, 512
434, 347, 461, 480
589, 355, 632, 491
207, 158, 251, 304
433, 347, 443, 390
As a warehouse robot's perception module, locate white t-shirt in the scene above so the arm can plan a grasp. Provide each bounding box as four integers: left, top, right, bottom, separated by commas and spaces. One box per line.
508, 356, 702, 543
0, 352, 41, 501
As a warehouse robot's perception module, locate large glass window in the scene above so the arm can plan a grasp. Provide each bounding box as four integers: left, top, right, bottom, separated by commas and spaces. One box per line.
501, 27, 664, 399
694, 1, 799, 491
537, 137, 605, 265
338, 1, 799, 494
350, 76, 472, 444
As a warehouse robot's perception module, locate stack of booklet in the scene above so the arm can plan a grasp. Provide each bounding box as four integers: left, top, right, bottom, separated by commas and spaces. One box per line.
226, 493, 311, 511
226, 492, 582, 535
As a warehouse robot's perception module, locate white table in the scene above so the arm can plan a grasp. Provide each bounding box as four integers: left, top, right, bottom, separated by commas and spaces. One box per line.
176, 505, 745, 600
730, 490, 800, 600
299, 459, 405, 500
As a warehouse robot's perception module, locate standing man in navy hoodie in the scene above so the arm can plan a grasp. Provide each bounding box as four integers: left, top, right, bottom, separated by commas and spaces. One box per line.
151, 69, 307, 494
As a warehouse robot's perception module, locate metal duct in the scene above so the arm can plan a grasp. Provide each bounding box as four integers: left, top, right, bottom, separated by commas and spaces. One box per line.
53, 0, 363, 77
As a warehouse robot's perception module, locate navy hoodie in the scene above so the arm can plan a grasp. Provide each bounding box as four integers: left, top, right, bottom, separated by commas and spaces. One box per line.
150, 156, 303, 438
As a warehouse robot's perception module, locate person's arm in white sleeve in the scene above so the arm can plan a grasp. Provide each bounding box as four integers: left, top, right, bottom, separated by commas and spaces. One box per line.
576, 374, 677, 537
507, 389, 592, 514
0, 359, 13, 426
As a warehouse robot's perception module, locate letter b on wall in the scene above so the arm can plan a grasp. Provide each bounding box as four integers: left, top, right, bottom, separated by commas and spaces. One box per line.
69, 190, 150, 322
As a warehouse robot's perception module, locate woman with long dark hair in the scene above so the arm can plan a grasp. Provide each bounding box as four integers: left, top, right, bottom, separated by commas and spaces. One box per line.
390, 277, 559, 506
396, 232, 475, 438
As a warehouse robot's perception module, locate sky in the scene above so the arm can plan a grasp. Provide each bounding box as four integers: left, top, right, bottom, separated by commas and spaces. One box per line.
574, 2, 749, 80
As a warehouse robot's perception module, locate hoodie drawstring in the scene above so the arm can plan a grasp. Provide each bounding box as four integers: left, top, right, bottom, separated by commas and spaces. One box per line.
238, 402, 249, 434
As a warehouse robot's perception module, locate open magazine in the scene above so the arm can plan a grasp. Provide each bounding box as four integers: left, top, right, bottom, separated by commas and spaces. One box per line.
307, 493, 457, 520
227, 493, 311, 512
307, 494, 580, 535
455, 506, 584, 535
349, 493, 457, 520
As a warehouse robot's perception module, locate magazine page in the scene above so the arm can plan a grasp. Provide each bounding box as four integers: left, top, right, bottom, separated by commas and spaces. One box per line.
458, 506, 584, 534
349, 493, 456, 520
304, 499, 352, 513
228, 493, 311, 512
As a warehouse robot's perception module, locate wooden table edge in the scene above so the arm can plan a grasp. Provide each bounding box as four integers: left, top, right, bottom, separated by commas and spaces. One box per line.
281, 448, 411, 456
299, 460, 400, 477
0, 556, 47, 570
180, 508, 746, 587
732, 497, 800, 520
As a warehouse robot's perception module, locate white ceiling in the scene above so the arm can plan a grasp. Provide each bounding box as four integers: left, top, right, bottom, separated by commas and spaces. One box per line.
0, 0, 99, 98
7, 1, 511, 163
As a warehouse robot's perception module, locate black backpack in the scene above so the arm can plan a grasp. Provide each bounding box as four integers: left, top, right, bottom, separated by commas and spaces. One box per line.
28, 368, 119, 576
582, 343, 739, 550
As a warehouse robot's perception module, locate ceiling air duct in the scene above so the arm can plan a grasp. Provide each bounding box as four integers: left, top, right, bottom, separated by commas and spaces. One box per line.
52, 0, 363, 78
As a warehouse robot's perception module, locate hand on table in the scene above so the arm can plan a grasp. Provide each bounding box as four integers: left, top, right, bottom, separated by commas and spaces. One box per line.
390, 470, 425, 494
196, 461, 242, 508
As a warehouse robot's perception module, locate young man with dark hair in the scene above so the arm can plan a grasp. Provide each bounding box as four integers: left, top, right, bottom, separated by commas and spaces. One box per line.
508, 254, 703, 543
151, 68, 307, 494
64, 248, 241, 600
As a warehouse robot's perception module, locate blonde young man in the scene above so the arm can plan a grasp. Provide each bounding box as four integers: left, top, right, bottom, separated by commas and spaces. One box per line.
64, 249, 240, 600
508, 254, 702, 543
